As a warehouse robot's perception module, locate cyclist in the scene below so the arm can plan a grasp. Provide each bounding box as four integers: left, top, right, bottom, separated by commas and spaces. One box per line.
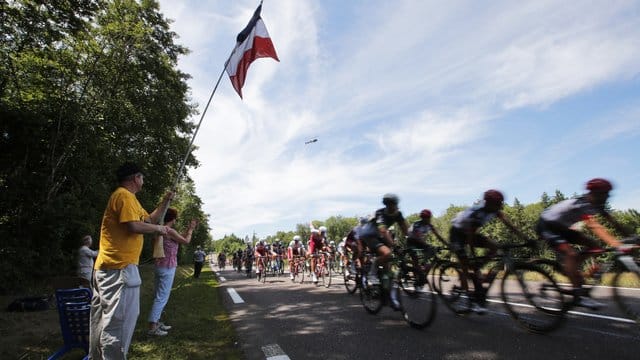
307, 227, 327, 283
449, 189, 528, 314
536, 178, 630, 309
407, 209, 447, 286
287, 235, 306, 280
344, 216, 368, 275
327, 240, 338, 266
271, 239, 285, 273
254, 240, 269, 275
358, 194, 409, 289
217, 251, 226, 270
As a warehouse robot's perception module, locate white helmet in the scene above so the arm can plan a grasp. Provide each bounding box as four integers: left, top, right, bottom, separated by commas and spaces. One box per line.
311, 229, 320, 234
319, 226, 327, 233
329, 240, 335, 245
293, 235, 301, 241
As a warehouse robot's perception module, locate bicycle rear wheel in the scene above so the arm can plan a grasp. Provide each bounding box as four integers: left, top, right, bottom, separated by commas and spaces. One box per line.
323, 262, 332, 288
399, 275, 437, 329
501, 263, 566, 334
360, 283, 384, 314
437, 262, 472, 315
297, 262, 305, 284
612, 260, 640, 323
344, 270, 359, 294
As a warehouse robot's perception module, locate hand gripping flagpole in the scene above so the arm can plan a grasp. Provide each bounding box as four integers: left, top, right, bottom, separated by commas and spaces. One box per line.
152, 51, 238, 258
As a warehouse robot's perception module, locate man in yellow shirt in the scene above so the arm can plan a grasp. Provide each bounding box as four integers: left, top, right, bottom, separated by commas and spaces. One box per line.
89, 163, 173, 359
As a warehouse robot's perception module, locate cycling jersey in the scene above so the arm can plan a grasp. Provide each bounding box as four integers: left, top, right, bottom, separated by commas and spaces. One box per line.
451, 201, 497, 231
540, 196, 604, 227
537, 196, 604, 248
359, 208, 405, 238
308, 233, 325, 254
255, 244, 267, 256
408, 220, 435, 241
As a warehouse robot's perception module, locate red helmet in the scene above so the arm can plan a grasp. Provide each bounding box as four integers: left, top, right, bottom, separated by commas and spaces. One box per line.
586, 178, 612, 192
483, 189, 504, 204
420, 209, 432, 219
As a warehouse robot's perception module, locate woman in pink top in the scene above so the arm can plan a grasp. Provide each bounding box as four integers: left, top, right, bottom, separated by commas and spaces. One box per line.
147, 208, 197, 336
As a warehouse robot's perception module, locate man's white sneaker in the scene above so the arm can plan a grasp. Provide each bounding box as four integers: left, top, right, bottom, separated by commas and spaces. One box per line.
148, 327, 168, 336
158, 322, 172, 331
312, 274, 318, 283
290, 274, 294, 280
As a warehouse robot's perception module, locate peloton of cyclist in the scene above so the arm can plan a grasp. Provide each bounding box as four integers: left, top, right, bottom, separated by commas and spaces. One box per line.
536, 178, 631, 309
358, 194, 409, 288
287, 235, 306, 280
449, 189, 528, 314
407, 209, 447, 285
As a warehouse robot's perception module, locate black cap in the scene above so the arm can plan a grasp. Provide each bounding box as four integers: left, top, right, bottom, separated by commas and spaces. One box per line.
116, 162, 142, 182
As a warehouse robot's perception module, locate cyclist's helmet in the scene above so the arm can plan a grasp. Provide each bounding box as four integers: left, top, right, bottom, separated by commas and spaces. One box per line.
311, 229, 320, 235
359, 216, 368, 225
483, 189, 504, 204
330, 240, 335, 245
420, 209, 432, 219
586, 178, 613, 192
293, 235, 301, 242
382, 193, 399, 206
319, 226, 327, 233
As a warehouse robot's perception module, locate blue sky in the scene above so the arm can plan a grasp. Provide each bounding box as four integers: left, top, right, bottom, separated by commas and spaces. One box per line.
157, 0, 640, 239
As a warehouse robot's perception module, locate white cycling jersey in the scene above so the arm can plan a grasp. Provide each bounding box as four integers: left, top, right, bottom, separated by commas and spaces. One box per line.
451, 201, 497, 230
540, 196, 603, 227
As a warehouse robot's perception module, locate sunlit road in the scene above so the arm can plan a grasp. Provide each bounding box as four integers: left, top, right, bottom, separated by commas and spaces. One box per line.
212, 262, 639, 360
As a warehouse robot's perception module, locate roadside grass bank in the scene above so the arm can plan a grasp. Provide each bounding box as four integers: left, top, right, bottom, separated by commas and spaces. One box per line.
0, 264, 241, 360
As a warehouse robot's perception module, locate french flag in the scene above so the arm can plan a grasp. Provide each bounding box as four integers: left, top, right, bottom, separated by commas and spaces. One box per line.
226, 4, 279, 99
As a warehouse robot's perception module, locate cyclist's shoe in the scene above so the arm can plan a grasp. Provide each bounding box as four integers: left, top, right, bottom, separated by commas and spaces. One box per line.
470, 302, 487, 315
576, 296, 604, 310
312, 274, 318, 283
367, 274, 380, 286
289, 273, 294, 281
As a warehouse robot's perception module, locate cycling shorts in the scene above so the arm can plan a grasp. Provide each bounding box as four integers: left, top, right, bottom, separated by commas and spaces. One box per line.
536, 219, 599, 249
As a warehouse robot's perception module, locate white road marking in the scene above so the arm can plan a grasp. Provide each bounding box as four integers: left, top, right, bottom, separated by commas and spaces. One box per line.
227, 288, 244, 304
262, 344, 290, 360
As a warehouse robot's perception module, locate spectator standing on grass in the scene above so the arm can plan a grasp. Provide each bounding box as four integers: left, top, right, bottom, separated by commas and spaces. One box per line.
193, 245, 206, 278
89, 162, 173, 360
148, 208, 198, 336
77, 235, 98, 282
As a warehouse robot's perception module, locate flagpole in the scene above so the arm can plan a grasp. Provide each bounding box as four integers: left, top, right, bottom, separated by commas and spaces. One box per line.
153, 49, 237, 257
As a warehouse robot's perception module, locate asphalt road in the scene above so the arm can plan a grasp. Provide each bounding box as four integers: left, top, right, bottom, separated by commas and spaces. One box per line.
211, 262, 640, 360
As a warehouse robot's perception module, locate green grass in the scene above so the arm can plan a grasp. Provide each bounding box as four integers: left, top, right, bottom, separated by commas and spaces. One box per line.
129, 264, 242, 360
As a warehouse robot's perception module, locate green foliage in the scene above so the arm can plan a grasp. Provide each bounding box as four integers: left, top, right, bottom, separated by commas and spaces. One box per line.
0, 0, 207, 293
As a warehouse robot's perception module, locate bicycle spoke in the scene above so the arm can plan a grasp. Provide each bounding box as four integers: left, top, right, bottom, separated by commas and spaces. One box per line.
613, 267, 640, 323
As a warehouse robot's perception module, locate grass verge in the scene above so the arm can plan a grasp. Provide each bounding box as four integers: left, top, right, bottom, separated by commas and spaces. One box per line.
130, 263, 242, 360
0, 263, 241, 360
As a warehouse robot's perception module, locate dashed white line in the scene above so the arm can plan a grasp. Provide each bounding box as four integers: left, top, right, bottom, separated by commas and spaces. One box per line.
262, 344, 290, 360
227, 288, 244, 304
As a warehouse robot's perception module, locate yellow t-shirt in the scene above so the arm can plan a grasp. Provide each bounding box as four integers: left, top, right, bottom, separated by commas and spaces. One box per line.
95, 187, 149, 270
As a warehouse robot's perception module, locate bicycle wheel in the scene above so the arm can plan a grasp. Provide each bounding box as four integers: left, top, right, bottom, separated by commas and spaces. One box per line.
323, 262, 332, 288
398, 273, 437, 329
437, 262, 472, 314
398, 256, 421, 296
360, 283, 384, 314
261, 265, 267, 283
501, 263, 566, 334
344, 269, 359, 294
297, 262, 305, 284
612, 261, 640, 323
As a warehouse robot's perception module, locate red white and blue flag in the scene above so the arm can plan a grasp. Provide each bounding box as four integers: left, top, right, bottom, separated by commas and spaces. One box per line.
226, 4, 279, 99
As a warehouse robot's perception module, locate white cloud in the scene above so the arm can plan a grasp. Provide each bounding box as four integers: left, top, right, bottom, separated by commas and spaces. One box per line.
158, 0, 640, 238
